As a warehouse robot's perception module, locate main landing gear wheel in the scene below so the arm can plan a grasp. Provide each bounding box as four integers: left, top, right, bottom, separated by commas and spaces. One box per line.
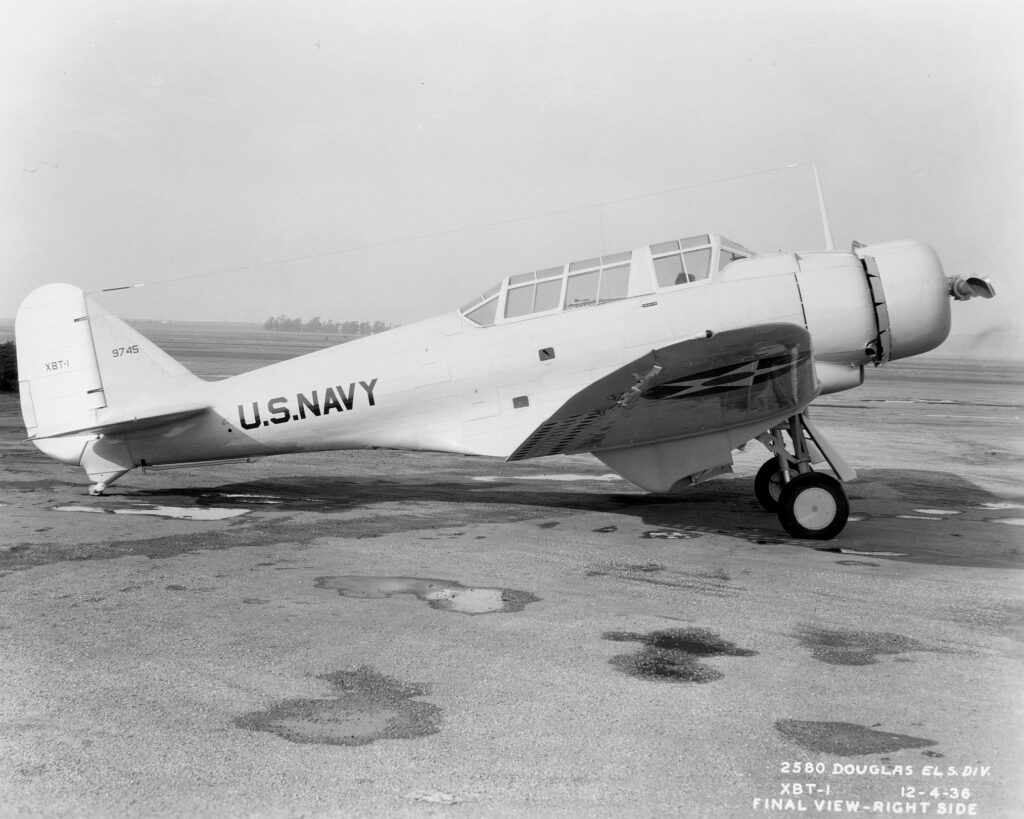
754, 458, 787, 512
777, 472, 849, 540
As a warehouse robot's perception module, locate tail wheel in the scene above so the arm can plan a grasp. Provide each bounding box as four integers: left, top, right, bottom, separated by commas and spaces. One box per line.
754, 458, 788, 512
777, 472, 849, 540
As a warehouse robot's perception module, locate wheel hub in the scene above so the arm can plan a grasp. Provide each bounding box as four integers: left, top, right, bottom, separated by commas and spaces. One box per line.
792, 487, 838, 530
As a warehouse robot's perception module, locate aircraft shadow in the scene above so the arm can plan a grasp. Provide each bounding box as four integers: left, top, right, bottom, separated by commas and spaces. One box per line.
125, 466, 1022, 569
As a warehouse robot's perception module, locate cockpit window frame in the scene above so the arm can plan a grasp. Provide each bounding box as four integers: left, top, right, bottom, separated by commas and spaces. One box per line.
459, 233, 757, 326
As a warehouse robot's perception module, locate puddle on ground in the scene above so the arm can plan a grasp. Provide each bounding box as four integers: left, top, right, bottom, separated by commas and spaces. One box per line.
234, 666, 441, 746
587, 563, 736, 597
641, 529, 698, 540
980, 502, 1024, 511
993, 518, 1024, 526
796, 626, 932, 666
835, 560, 880, 567
55, 505, 249, 520
587, 562, 667, 576
471, 473, 623, 482
913, 509, 961, 516
405, 790, 465, 805
816, 547, 909, 558
603, 628, 756, 682
775, 720, 938, 756
212, 493, 284, 504
314, 576, 539, 615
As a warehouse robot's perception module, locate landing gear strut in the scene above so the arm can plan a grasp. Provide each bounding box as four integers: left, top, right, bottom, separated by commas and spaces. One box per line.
756, 413, 853, 540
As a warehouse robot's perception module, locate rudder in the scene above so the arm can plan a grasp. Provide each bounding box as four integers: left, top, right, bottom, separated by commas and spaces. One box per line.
16, 283, 205, 491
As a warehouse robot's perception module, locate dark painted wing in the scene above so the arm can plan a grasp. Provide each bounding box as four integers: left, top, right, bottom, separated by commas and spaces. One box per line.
508, 323, 817, 461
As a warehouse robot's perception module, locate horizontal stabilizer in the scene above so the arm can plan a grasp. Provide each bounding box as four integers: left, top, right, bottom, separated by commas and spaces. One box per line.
28, 404, 211, 441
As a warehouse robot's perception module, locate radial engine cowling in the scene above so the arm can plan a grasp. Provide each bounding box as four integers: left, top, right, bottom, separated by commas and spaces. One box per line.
855, 239, 951, 362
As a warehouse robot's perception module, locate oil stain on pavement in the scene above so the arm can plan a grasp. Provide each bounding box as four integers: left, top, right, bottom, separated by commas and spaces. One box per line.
314, 576, 540, 614
603, 628, 756, 682
796, 626, 933, 665
775, 720, 939, 755
235, 667, 441, 746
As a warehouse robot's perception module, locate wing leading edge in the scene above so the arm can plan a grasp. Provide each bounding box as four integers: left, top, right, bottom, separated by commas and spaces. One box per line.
508, 323, 818, 461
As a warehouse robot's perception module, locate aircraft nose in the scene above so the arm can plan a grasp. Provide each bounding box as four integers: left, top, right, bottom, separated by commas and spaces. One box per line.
856, 240, 953, 361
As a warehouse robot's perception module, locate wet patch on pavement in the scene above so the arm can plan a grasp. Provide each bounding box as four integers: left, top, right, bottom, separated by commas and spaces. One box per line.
587, 563, 737, 596
404, 790, 466, 805
796, 626, 933, 665
603, 628, 756, 682
775, 720, 939, 756
641, 529, 698, 539
6, 463, 1023, 575
835, 560, 880, 567
54, 504, 250, 520
471, 473, 624, 483
234, 667, 441, 746
587, 561, 667, 576
817, 547, 909, 558
314, 576, 540, 614
940, 600, 1024, 638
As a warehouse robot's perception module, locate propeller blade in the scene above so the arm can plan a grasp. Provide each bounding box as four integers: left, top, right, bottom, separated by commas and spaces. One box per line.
948, 275, 996, 301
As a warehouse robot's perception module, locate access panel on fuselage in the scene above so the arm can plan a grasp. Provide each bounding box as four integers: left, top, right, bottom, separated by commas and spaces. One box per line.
793, 252, 877, 363
713, 253, 805, 333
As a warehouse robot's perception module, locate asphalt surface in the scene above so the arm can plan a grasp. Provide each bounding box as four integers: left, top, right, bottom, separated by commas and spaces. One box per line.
0, 357, 1021, 817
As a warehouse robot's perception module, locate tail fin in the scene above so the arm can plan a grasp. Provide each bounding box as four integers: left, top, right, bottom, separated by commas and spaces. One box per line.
16, 284, 207, 491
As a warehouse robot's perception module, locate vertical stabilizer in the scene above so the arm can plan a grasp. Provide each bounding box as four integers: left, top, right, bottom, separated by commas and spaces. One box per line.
16, 284, 206, 492
16, 284, 203, 438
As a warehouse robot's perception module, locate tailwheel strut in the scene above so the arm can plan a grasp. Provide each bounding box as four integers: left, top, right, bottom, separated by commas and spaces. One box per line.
755, 413, 853, 540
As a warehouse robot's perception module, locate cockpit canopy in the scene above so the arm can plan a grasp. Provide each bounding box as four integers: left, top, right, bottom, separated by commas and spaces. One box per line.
460, 232, 755, 326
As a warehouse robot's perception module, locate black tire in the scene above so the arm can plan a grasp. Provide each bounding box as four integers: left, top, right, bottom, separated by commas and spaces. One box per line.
777, 472, 849, 540
754, 458, 787, 512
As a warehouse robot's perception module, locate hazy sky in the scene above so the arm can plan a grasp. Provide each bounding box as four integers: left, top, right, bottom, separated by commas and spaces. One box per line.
3, 0, 1022, 344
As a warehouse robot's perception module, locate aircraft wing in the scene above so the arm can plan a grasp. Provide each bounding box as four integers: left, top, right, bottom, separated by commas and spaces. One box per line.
508, 323, 818, 460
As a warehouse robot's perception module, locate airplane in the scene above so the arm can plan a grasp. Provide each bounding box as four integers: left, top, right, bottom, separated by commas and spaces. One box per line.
14, 229, 995, 540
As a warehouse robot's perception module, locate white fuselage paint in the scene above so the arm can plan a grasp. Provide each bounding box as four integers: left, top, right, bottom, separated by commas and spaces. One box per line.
118, 241, 947, 471
20, 237, 953, 494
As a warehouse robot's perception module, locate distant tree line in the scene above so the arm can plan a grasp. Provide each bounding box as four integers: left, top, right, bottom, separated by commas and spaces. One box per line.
0, 342, 17, 392
263, 315, 393, 335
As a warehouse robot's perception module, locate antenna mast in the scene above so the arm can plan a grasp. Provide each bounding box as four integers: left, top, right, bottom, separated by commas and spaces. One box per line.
812, 161, 835, 250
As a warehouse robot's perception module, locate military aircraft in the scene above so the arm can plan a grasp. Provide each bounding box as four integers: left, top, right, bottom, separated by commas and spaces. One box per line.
15, 230, 994, 539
